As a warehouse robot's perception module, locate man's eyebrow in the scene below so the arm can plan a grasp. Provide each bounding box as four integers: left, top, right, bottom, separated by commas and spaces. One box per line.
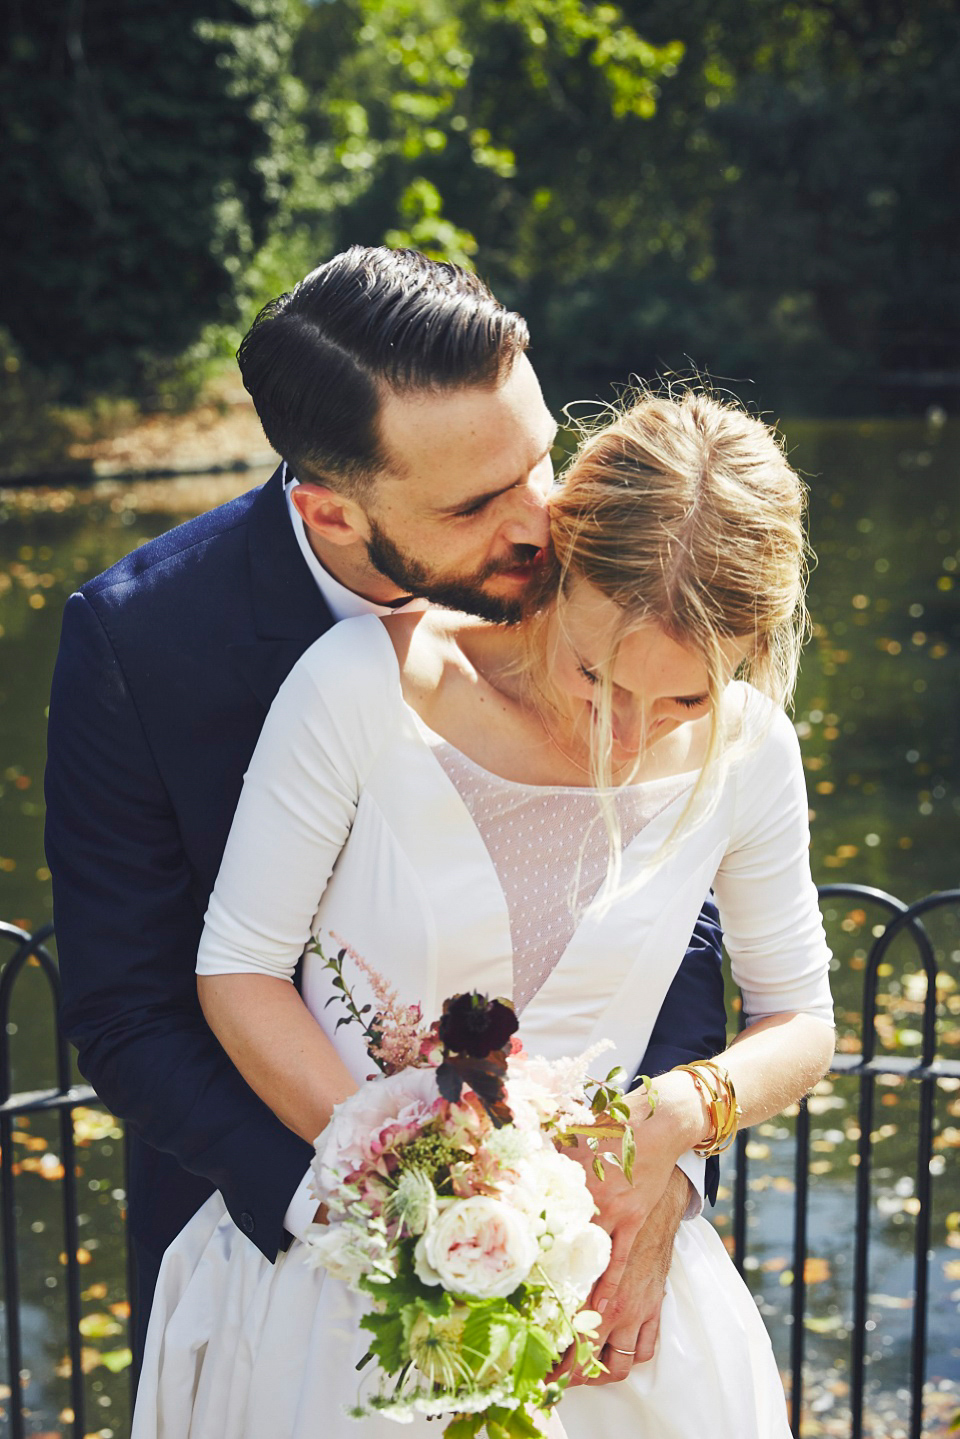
431, 424, 560, 516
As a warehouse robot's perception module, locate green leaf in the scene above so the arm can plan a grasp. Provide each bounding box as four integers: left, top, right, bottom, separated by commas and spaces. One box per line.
444, 1417, 484, 1439
501, 1408, 545, 1438
592, 1156, 606, 1181
511, 1325, 555, 1399
359, 1310, 406, 1373
359, 1241, 450, 1313
622, 1121, 636, 1184
635, 1076, 657, 1113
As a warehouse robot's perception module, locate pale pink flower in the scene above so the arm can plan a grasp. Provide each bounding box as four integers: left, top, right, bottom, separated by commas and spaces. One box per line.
313, 1066, 443, 1197
329, 932, 432, 1074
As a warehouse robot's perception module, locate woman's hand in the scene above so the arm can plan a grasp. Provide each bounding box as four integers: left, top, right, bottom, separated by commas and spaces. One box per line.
560, 1011, 835, 1384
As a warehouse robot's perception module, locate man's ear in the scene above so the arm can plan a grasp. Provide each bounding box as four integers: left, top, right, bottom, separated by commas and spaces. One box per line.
291, 483, 371, 547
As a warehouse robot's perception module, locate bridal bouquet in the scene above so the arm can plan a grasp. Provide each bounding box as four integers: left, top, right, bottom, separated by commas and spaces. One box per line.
302, 938, 645, 1438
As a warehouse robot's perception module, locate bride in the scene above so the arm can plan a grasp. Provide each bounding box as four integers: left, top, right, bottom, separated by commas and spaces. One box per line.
132, 389, 835, 1438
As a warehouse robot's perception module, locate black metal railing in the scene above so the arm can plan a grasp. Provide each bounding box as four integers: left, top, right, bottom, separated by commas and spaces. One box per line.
1, 888, 958, 1439
0, 919, 100, 1439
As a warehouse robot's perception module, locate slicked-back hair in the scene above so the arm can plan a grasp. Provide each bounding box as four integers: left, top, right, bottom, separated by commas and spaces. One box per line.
237, 247, 530, 496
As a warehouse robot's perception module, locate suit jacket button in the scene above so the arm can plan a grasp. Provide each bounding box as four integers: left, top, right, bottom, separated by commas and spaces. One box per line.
240, 1212, 255, 1234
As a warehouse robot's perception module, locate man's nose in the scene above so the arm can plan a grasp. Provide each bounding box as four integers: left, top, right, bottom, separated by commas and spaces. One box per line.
500, 472, 552, 550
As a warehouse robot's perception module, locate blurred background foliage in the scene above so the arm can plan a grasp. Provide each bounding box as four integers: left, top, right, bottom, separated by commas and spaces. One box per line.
1, 0, 958, 460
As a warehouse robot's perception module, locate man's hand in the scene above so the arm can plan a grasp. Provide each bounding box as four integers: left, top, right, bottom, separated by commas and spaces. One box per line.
579, 1166, 689, 1384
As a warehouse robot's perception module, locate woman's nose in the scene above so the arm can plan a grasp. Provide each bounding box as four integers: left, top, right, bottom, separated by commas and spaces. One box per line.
613, 696, 667, 753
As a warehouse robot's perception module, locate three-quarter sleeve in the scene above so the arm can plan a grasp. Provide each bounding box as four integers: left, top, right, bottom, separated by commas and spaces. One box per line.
712, 698, 834, 1026
197, 618, 394, 982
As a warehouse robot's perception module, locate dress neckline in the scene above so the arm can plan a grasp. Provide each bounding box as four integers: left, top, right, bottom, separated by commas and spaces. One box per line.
403, 702, 700, 797
366, 614, 702, 796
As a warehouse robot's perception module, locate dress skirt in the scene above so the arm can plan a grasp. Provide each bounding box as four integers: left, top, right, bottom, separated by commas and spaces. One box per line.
131, 1194, 791, 1439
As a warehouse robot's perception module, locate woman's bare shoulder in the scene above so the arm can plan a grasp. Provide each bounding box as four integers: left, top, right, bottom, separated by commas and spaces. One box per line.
379, 609, 492, 700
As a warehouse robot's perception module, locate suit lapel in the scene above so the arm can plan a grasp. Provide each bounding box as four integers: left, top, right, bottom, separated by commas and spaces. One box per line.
229, 467, 336, 709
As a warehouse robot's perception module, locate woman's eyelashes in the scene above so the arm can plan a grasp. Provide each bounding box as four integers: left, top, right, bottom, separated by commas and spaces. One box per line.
574, 653, 706, 710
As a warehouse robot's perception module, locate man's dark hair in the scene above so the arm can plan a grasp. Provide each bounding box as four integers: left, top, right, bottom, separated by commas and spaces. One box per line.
237, 246, 530, 495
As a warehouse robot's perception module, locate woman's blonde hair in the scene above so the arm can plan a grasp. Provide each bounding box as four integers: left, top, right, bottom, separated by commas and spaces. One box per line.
526, 386, 810, 900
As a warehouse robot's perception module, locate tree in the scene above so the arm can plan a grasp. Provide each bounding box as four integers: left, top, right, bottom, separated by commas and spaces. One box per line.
0, 0, 306, 396
292, 0, 960, 404
290, 0, 684, 393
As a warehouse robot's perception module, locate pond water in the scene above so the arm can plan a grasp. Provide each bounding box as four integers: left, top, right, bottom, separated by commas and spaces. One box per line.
0, 418, 957, 1437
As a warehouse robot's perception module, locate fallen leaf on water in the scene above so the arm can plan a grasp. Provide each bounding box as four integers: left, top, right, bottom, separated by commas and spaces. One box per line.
54, 1345, 100, 1377
98, 1347, 133, 1374
58, 1248, 93, 1266
79, 1312, 122, 1340
804, 1313, 846, 1335
804, 1258, 832, 1284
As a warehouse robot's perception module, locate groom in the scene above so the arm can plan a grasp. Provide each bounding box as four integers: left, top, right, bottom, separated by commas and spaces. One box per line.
44, 247, 727, 1376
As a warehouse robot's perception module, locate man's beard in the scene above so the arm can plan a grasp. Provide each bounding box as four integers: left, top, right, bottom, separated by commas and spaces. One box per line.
366, 516, 540, 624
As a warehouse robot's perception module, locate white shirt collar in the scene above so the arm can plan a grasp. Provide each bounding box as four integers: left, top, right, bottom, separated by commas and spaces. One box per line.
283, 465, 426, 623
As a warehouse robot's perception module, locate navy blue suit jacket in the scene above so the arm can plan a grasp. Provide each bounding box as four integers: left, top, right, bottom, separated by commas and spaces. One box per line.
44, 466, 726, 1318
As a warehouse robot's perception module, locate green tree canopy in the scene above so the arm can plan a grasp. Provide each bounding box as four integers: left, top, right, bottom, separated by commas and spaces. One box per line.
293, 0, 960, 404
2, 0, 956, 410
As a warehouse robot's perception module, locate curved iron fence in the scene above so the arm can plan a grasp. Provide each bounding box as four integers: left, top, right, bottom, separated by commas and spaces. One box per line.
1, 887, 959, 1439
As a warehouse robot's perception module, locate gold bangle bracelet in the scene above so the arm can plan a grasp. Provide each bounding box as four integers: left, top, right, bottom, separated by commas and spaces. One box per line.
673, 1061, 743, 1158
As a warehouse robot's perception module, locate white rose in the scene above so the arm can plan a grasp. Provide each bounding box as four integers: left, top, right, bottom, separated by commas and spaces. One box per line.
517, 1148, 596, 1241
535, 1222, 611, 1301
414, 1196, 539, 1299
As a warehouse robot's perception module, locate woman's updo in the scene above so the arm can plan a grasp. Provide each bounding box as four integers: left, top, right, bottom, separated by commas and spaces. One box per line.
549, 388, 809, 718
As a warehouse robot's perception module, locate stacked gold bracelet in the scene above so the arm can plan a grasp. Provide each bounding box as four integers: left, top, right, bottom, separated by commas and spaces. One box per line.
673, 1060, 743, 1157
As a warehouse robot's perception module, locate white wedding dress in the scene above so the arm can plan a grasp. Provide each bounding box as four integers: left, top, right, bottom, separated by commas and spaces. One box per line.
132, 616, 833, 1439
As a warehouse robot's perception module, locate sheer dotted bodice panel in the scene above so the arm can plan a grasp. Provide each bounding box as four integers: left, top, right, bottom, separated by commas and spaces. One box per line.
429, 740, 695, 1012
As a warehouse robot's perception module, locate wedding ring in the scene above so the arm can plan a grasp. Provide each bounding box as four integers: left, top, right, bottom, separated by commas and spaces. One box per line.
608, 1345, 635, 1356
